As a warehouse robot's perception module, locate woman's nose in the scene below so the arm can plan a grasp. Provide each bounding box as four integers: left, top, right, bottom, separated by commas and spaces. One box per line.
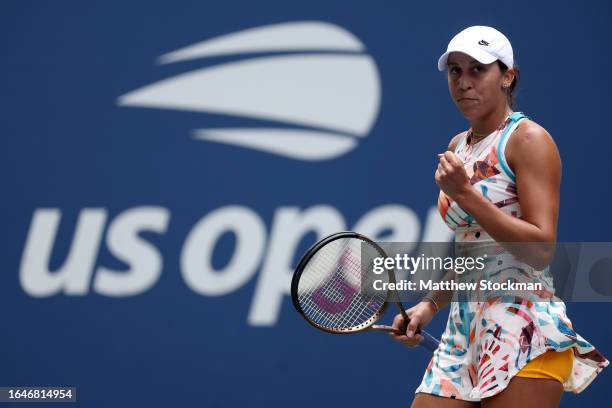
457, 75, 472, 90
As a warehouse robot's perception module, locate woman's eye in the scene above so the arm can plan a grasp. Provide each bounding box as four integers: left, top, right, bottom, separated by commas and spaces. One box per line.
449, 67, 460, 74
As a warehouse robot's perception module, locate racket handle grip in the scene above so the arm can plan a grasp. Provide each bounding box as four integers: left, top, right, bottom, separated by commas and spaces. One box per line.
371, 325, 440, 352
418, 330, 440, 352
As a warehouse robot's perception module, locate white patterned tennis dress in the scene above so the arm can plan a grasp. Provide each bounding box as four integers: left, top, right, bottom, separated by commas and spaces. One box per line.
415, 112, 608, 401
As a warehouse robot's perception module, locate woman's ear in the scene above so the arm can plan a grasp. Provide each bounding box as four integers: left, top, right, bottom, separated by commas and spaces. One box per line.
502, 68, 516, 88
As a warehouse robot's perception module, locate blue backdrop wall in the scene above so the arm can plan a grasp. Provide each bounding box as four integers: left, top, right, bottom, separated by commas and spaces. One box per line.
1, 1, 611, 406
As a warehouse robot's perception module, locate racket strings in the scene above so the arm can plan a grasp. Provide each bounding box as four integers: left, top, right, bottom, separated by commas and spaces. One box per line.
297, 238, 388, 330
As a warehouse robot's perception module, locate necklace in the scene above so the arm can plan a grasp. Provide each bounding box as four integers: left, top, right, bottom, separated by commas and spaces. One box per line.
468, 112, 513, 145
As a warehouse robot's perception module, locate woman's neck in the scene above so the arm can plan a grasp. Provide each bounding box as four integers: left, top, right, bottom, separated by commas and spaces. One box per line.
470, 104, 512, 137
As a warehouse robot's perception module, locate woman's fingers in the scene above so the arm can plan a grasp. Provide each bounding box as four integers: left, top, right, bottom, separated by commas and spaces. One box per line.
389, 308, 429, 347
391, 313, 407, 331
440, 152, 464, 174
438, 155, 453, 173
389, 333, 424, 347
406, 314, 421, 338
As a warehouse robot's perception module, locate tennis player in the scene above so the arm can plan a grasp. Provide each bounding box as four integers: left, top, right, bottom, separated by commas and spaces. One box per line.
389, 26, 608, 407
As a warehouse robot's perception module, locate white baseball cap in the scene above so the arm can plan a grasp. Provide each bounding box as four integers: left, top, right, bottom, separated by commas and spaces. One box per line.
437, 26, 514, 71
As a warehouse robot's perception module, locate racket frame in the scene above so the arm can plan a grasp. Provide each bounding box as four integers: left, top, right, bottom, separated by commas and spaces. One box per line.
291, 231, 405, 334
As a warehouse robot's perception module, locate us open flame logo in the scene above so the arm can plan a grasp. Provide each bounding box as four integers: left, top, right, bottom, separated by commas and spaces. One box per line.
117, 21, 381, 161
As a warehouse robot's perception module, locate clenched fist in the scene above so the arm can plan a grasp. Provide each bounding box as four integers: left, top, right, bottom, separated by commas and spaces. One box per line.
435, 151, 471, 200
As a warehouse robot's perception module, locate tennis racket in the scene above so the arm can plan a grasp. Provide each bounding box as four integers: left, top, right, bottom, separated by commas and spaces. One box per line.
291, 231, 439, 352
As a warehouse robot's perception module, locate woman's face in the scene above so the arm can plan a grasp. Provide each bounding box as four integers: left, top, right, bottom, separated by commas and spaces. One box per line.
446, 52, 512, 119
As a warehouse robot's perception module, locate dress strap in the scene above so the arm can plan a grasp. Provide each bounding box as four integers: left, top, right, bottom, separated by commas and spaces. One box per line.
496, 112, 529, 182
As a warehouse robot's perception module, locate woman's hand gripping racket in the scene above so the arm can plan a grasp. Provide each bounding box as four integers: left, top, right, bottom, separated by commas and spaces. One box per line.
291, 231, 440, 352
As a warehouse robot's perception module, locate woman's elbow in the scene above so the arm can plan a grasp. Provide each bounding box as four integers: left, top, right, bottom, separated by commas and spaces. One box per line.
519, 241, 556, 270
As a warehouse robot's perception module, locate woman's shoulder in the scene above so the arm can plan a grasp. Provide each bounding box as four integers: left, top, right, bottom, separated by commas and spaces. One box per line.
507, 118, 558, 156
506, 118, 561, 172
512, 117, 553, 142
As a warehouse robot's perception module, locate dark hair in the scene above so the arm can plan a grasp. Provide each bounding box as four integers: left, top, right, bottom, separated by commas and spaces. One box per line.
497, 60, 520, 108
